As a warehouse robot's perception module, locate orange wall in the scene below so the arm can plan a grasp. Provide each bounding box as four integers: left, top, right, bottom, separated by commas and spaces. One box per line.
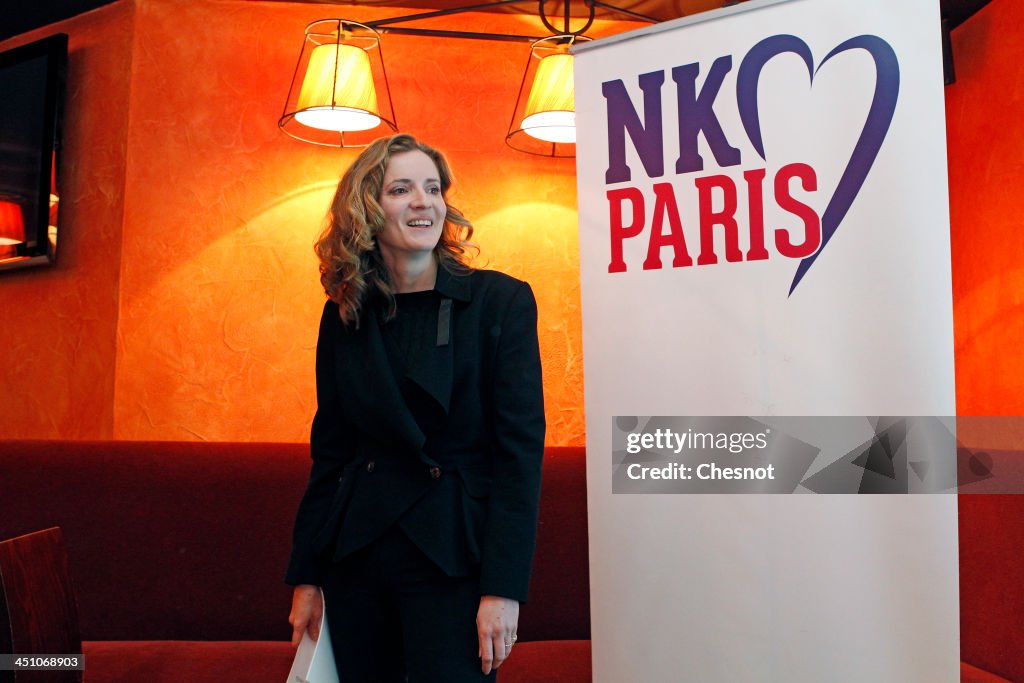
0, 3, 135, 439
111, 0, 639, 445
947, 0, 1024, 448
1, 0, 1019, 447
1, 0, 640, 445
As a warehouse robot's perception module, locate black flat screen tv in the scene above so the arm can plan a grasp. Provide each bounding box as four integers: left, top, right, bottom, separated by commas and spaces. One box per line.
0, 33, 66, 272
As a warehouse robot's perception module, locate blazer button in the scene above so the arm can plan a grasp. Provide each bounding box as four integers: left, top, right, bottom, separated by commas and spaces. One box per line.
429, 466, 441, 479
366, 461, 375, 473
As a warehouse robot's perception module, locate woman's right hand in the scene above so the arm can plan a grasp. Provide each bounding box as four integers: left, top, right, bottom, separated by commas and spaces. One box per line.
289, 584, 323, 646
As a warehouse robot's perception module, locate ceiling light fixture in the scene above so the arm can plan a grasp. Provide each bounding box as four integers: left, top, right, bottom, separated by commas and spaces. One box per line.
279, 20, 397, 147
280, 2, 657, 153
506, 34, 590, 156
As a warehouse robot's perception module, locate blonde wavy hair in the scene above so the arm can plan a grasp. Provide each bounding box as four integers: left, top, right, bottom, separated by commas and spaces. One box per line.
315, 134, 475, 325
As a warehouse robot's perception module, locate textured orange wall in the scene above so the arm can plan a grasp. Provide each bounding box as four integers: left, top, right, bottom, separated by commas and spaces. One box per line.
109, 0, 641, 444
0, 3, 135, 439
947, 1, 1024, 448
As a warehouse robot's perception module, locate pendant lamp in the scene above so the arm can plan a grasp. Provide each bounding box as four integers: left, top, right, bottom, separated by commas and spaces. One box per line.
506, 35, 587, 157
279, 20, 398, 147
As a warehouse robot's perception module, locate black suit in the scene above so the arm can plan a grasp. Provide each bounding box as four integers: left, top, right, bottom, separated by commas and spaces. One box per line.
286, 267, 545, 604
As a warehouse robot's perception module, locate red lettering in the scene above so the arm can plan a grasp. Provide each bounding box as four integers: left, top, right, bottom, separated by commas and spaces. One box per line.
743, 169, 769, 261
695, 175, 742, 265
607, 187, 646, 273
774, 163, 821, 259
643, 183, 692, 270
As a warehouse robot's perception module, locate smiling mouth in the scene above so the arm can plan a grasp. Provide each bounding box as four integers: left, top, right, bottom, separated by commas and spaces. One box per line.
406, 220, 434, 227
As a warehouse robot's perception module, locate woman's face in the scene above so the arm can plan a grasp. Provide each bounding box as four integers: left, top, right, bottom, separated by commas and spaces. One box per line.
376, 150, 446, 261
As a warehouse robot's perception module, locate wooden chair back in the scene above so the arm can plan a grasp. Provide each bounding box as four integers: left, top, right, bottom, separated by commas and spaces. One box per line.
0, 527, 82, 683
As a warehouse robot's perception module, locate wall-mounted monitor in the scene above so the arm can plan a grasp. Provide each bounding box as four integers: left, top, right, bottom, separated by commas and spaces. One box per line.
0, 33, 66, 272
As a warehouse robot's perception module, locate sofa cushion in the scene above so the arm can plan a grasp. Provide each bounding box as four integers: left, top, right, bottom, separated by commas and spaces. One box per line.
82, 640, 592, 683
521, 447, 590, 641
0, 440, 307, 641
960, 660, 1013, 683
499, 640, 592, 683
81, 640, 294, 683
959, 493, 1024, 683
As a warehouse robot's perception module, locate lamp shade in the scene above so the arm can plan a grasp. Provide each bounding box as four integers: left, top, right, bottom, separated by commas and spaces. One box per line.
295, 43, 380, 132
521, 53, 575, 144
0, 199, 25, 246
279, 20, 397, 147
507, 35, 587, 157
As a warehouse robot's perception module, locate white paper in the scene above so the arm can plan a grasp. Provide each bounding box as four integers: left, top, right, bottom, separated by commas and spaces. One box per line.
286, 592, 339, 683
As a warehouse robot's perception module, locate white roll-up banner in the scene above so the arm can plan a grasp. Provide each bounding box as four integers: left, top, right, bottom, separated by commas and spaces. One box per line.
574, 0, 957, 680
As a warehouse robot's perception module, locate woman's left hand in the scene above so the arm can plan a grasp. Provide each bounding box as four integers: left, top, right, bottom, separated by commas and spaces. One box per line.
476, 595, 520, 674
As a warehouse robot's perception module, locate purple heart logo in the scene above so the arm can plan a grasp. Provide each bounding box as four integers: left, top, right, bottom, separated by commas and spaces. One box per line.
736, 34, 900, 295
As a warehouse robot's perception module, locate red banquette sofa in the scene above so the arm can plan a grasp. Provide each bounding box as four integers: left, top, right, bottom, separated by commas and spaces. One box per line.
0, 442, 589, 683
0, 440, 1020, 682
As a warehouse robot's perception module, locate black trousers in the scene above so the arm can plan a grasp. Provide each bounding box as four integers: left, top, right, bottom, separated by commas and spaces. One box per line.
322, 526, 497, 683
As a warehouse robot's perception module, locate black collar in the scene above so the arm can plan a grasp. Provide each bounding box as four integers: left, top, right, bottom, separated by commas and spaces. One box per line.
434, 264, 472, 303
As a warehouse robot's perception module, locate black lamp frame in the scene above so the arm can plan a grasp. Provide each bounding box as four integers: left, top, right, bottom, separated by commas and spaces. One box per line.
364, 0, 658, 43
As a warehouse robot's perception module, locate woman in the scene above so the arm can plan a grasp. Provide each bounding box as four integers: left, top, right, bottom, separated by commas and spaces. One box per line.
286, 133, 545, 682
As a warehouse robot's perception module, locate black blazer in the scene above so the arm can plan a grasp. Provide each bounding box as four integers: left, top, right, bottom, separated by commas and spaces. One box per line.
286, 268, 545, 602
